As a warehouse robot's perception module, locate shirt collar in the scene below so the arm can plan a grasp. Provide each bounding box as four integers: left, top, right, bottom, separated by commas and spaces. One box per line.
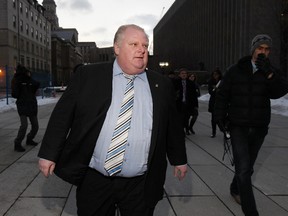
251, 60, 257, 73
113, 59, 146, 80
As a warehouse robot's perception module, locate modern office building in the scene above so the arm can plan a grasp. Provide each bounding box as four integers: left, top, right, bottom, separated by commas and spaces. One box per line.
154, 0, 288, 78
0, 0, 52, 87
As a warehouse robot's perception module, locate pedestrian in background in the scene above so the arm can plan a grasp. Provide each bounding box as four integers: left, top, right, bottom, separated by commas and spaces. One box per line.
11, 64, 40, 152
175, 68, 198, 135
214, 34, 288, 216
208, 68, 222, 138
38, 24, 187, 216
188, 72, 200, 134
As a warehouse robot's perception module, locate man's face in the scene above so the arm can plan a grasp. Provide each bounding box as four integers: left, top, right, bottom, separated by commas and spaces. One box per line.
179, 71, 188, 80
114, 27, 149, 75
252, 44, 270, 62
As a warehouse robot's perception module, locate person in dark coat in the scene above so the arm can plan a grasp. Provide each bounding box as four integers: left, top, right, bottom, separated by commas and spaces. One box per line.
175, 68, 199, 135
208, 69, 222, 137
38, 24, 187, 216
188, 73, 200, 134
214, 34, 288, 216
11, 64, 40, 152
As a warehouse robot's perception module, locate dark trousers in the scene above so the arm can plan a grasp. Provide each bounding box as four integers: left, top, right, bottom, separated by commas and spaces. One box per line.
189, 108, 198, 130
15, 115, 39, 144
180, 103, 190, 131
210, 112, 217, 135
230, 126, 268, 216
76, 168, 154, 216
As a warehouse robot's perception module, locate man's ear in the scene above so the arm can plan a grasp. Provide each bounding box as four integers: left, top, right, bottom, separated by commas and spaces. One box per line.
114, 43, 120, 56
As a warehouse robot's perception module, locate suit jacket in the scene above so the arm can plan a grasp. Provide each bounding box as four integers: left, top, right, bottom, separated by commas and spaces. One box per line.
38, 62, 187, 207
175, 79, 198, 111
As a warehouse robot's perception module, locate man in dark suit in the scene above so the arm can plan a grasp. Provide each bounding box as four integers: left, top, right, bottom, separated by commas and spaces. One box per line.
38, 24, 187, 216
175, 68, 199, 135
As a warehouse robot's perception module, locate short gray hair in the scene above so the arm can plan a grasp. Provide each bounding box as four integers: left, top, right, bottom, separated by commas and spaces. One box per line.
113, 24, 149, 46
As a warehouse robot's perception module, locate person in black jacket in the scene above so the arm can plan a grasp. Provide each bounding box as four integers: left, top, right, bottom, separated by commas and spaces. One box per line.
188, 72, 200, 134
214, 34, 288, 216
175, 68, 199, 135
11, 64, 40, 152
38, 24, 187, 216
208, 69, 222, 137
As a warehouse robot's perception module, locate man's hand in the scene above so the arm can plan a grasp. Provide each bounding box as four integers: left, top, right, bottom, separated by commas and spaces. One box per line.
255, 54, 273, 78
38, 159, 56, 177
174, 164, 187, 181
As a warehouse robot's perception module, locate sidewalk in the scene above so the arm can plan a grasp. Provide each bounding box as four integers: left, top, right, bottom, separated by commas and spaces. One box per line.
0, 100, 288, 216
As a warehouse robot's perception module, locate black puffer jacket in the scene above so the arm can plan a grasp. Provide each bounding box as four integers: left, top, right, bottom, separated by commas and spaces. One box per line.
11, 72, 40, 116
214, 56, 288, 127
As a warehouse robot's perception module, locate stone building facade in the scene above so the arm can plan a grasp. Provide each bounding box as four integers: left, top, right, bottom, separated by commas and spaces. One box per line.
0, 0, 52, 87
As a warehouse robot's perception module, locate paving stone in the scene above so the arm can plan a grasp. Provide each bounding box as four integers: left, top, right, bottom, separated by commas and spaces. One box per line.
5, 197, 66, 216
1, 100, 288, 216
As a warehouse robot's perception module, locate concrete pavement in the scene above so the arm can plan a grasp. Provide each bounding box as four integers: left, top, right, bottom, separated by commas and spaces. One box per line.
0, 97, 288, 216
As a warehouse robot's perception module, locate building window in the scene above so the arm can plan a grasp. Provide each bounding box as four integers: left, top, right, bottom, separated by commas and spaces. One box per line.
35, 15, 38, 25
13, 0, 16, 8
20, 39, 24, 51
19, 2, 23, 13
26, 24, 29, 35
32, 58, 35, 69
36, 30, 38, 40
25, 7, 28, 18
13, 16, 16, 28
40, 33, 42, 42
26, 57, 30, 68
31, 44, 34, 54
13, 35, 17, 48
20, 20, 23, 32
31, 27, 34, 38
39, 19, 42, 28
30, 11, 33, 22
20, 55, 25, 65
26, 41, 29, 53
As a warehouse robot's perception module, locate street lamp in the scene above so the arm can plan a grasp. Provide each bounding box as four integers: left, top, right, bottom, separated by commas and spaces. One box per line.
159, 62, 169, 74
159, 62, 169, 67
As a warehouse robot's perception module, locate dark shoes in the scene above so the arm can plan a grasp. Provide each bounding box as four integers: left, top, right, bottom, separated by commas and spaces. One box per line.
26, 139, 38, 146
230, 192, 241, 205
186, 128, 195, 135
14, 138, 38, 152
14, 141, 25, 152
189, 129, 195, 134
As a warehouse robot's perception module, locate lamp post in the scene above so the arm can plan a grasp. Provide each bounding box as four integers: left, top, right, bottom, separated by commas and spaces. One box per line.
5, 65, 9, 105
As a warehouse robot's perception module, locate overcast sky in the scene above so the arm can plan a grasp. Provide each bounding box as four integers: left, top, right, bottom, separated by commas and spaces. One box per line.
53, 0, 175, 48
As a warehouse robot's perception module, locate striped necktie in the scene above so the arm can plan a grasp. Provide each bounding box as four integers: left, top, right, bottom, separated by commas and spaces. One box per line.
104, 73, 135, 176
